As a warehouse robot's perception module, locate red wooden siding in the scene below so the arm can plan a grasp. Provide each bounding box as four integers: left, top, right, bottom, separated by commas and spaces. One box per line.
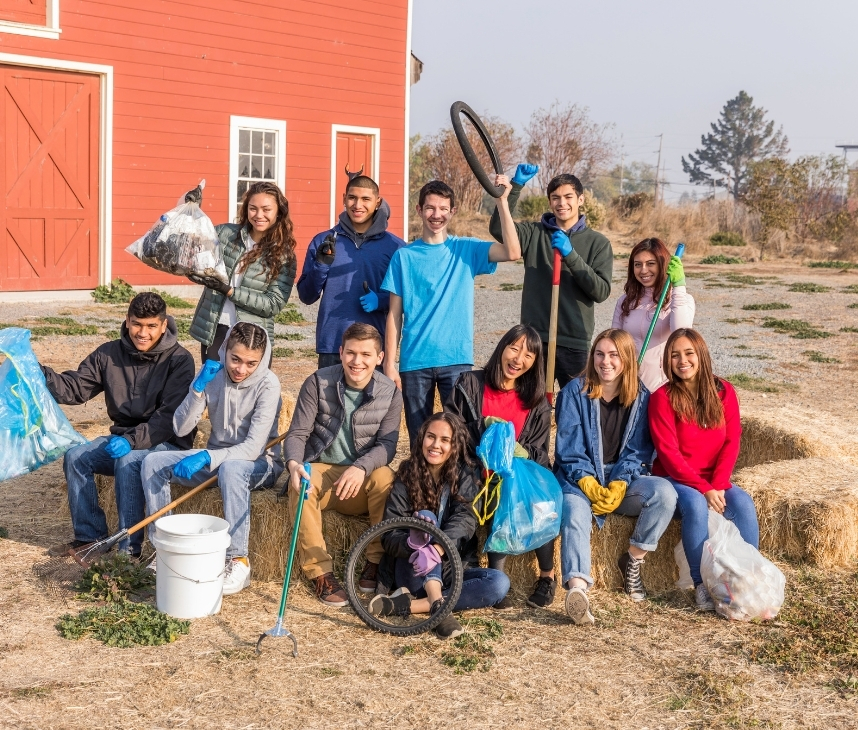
0, 0, 46, 26
0, 0, 408, 288
1, 65, 99, 291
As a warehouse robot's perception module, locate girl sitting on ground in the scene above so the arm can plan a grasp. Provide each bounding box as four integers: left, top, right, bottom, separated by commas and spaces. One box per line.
612, 238, 694, 392
555, 328, 677, 625
444, 324, 556, 609
648, 328, 759, 611
370, 412, 510, 640
186, 181, 297, 363
141, 322, 283, 596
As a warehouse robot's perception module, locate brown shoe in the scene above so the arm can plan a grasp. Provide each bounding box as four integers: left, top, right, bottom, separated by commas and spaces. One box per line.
314, 572, 348, 607
358, 561, 379, 593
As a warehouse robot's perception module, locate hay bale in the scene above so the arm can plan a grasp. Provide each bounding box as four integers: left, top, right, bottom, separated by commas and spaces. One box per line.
735, 457, 858, 567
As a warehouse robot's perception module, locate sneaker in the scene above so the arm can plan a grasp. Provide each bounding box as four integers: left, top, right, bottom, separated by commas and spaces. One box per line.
618, 552, 647, 602
564, 586, 595, 625
314, 572, 348, 607
492, 595, 515, 611
695, 583, 715, 612
47, 539, 89, 557
527, 576, 557, 608
369, 587, 412, 617
223, 558, 251, 595
358, 561, 379, 593
430, 599, 464, 640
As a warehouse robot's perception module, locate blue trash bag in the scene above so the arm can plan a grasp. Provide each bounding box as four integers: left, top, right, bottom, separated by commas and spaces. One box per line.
0, 328, 86, 482
484, 457, 563, 556
476, 420, 515, 477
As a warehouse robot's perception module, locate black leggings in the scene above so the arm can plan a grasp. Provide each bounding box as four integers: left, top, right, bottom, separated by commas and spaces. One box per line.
488, 537, 556, 574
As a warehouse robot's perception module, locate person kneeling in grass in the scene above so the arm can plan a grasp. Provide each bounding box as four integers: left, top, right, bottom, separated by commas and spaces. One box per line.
444, 324, 555, 610
370, 412, 511, 639
141, 322, 283, 595
283, 323, 401, 607
555, 328, 676, 625
648, 328, 759, 612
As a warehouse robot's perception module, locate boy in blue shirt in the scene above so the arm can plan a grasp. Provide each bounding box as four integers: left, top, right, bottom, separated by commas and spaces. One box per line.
297, 176, 405, 369
382, 177, 520, 442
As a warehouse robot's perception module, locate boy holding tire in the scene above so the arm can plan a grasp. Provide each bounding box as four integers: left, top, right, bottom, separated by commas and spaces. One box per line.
489, 166, 613, 389
382, 177, 521, 443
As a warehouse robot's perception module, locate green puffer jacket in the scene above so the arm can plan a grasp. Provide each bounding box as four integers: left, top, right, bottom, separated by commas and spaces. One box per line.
189, 223, 297, 347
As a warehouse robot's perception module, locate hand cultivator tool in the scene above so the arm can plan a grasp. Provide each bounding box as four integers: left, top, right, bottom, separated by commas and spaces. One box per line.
638, 242, 686, 365
34, 433, 288, 593
256, 462, 311, 657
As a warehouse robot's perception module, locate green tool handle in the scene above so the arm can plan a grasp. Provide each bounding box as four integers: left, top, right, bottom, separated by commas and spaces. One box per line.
637, 243, 685, 365
277, 462, 311, 618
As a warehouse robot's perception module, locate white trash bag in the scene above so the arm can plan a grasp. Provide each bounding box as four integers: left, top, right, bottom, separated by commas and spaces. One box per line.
700, 510, 785, 621
125, 180, 228, 284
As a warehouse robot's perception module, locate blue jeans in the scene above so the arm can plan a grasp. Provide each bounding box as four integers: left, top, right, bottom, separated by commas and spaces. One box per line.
400, 364, 472, 444
141, 449, 282, 559
394, 559, 510, 611
669, 479, 759, 586
63, 436, 178, 554
560, 475, 677, 588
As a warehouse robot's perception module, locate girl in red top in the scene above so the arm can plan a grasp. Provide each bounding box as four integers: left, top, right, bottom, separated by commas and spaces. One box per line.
445, 324, 554, 609
648, 328, 759, 611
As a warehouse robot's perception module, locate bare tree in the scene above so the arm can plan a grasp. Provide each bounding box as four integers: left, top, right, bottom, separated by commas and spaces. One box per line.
524, 102, 615, 191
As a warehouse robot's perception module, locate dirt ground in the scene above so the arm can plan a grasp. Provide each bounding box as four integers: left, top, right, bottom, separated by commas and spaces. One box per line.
1, 256, 857, 729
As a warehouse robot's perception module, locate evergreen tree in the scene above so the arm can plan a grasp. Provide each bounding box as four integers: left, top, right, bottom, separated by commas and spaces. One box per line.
682, 91, 789, 198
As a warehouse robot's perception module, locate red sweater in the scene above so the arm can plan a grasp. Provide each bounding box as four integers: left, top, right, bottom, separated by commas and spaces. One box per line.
649, 380, 741, 493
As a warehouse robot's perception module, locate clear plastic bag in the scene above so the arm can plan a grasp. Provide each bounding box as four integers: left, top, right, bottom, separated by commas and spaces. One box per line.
125, 180, 228, 284
476, 420, 515, 478
0, 328, 87, 482
701, 510, 785, 621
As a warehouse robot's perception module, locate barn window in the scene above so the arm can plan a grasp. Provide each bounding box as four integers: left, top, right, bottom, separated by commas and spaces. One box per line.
228, 116, 287, 221
0, 0, 61, 39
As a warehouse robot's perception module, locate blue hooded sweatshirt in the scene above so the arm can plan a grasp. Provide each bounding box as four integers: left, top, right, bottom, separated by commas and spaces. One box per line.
297, 201, 405, 354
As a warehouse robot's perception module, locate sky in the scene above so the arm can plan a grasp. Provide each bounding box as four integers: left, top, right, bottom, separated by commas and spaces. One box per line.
409, 0, 858, 201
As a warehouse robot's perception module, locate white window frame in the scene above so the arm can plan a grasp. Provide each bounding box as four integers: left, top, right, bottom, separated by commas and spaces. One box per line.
228, 115, 287, 223
0, 0, 61, 40
0, 52, 112, 290
330, 124, 381, 227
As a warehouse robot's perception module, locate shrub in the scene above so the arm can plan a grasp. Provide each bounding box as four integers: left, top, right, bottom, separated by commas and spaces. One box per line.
612, 192, 652, 218
92, 278, 135, 304
700, 255, 744, 265
516, 195, 548, 220
581, 190, 606, 230
709, 231, 746, 247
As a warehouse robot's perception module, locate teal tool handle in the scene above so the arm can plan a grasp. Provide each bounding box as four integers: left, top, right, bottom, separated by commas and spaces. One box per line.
277, 462, 311, 617
637, 243, 685, 365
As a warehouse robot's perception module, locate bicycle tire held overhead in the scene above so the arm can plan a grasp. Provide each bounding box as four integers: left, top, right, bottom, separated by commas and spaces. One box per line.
450, 101, 505, 198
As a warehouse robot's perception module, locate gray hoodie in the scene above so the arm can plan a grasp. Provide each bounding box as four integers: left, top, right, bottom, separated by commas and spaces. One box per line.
172, 325, 283, 470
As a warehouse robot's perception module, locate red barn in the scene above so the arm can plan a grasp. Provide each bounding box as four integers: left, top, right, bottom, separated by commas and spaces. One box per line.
0, 0, 413, 296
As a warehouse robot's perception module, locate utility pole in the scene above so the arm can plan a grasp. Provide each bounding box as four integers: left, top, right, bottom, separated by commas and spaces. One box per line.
654, 133, 663, 205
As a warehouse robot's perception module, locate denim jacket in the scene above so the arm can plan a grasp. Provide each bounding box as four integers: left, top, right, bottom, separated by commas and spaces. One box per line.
553, 376, 654, 527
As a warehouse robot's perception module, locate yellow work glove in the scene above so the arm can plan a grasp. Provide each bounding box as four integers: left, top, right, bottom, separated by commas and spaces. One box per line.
484, 416, 507, 428
578, 476, 627, 516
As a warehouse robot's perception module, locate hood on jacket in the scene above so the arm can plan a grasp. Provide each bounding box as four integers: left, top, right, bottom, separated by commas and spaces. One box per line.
119, 315, 180, 360
540, 212, 588, 235
216, 322, 273, 389
337, 199, 391, 249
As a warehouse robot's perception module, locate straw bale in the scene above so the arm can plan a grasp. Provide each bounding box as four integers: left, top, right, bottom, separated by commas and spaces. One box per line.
735, 457, 858, 567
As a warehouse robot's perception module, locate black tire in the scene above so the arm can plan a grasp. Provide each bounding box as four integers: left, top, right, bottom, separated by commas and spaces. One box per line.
344, 517, 464, 636
450, 101, 505, 198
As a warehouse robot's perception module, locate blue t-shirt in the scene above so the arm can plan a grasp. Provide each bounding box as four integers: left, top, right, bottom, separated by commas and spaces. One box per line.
381, 236, 497, 372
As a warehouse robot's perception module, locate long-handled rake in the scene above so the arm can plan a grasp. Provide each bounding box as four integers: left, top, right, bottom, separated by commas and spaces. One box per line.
256, 462, 310, 657
34, 433, 288, 594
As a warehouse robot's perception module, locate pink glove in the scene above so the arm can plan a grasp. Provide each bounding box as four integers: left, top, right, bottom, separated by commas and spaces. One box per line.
407, 509, 437, 549
408, 544, 442, 577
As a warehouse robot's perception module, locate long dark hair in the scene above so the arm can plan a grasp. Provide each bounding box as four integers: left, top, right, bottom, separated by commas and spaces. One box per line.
484, 324, 545, 410
396, 412, 473, 513
237, 181, 297, 285
663, 328, 725, 428
620, 237, 672, 318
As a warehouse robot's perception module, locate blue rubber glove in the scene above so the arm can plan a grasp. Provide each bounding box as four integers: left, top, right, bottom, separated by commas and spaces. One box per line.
104, 436, 132, 459
359, 289, 379, 313
193, 360, 223, 394
511, 163, 539, 186
551, 230, 572, 258
173, 451, 211, 480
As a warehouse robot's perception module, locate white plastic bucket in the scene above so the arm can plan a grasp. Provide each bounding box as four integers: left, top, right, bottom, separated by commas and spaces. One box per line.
151, 513, 232, 619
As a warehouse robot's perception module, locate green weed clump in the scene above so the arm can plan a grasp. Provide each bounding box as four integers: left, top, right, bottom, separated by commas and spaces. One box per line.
75, 553, 154, 603
499, 283, 523, 291
280, 332, 304, 341
149, 290, 194, 309
18, 317, 100, 337
803, 350, 840, 363
808, 260, 858, 270
92, 278, 136, 304
762, 318, 832, 339
725, 374, 779, 393
840, 327, 858, 333
742, 302, 791, 311
788, 282, 832, 293
725, 273, 780, 286
0, 527, 7, 539
441, 617, 503, 673
842, 284, 858, 294
700, 255, 744, 265
709, 231, 746, 247
613, 252, 630, 260
271, 347, 294, 358
57, 602, 189, 648
849, 303, 858, 309
274, 304, 307, 325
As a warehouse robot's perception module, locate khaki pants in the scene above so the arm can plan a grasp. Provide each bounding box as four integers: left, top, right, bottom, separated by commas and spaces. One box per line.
288, 463, 394, 579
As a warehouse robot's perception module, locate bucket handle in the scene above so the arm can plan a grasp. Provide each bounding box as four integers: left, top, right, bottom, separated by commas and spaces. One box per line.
158, 557, 226, 584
